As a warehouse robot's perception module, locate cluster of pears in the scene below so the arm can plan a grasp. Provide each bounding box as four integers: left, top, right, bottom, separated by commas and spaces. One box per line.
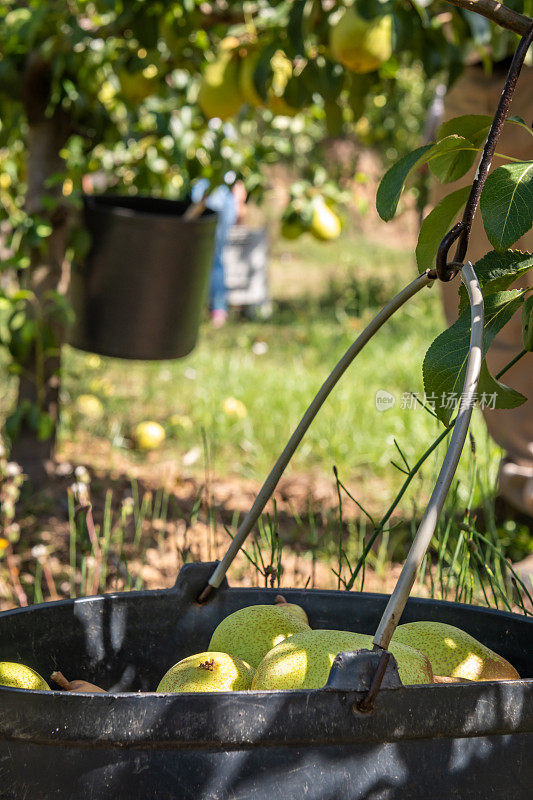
198, 42, 299, 122
156, 597, 520, 693
0, 602, 519, 695
198, 9, 393, 123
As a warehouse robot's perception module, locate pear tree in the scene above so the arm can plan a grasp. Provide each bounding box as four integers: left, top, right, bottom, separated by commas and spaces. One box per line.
0, 0, 531, 484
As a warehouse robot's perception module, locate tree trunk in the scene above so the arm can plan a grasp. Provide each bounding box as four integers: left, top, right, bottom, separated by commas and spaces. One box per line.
10, 55, 70, 487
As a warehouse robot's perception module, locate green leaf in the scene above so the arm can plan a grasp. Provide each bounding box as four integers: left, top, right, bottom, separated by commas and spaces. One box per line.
459, 250, 533, 311
477, 359, 526, 411
35, 223, 53, 238
4, 400, 31, 443
480, 161, 533, 251
423, 290, 526, 425
428, 136, 478, 184
507, 116, 533, 137
287, 0, 307, 55
253, 44, 278, 103
438, 114, 530, 145
377, 137, 477, 222
37, 411, 55, 441
348, 74, 373, 122
438, 116, 491, 147
325, 101, 344, 137
416, 186, 470, 272
376, 144, 433, 221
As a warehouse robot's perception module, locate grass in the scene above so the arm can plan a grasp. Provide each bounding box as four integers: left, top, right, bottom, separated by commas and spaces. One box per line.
2, 439, 530, 615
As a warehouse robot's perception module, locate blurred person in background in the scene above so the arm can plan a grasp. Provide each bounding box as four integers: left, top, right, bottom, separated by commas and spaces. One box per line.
431, 20, 533, 516
191, 175, 247, 327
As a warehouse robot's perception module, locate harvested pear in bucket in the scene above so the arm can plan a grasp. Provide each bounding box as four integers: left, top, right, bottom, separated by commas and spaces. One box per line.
157, 652, 254, 693
392, 621, 520, 681
252, 629, 433, 690
274, 595, 309, 626
0, 662, 50, 691
208, 604, 310, 669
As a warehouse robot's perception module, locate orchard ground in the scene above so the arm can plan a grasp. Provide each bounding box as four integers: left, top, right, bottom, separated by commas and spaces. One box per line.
1, 219, 532, 612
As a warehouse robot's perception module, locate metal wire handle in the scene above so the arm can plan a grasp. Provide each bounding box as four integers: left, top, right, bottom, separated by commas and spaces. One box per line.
197, 269, 434, 602
199, 260, 482, 618
373, 261, 483, 650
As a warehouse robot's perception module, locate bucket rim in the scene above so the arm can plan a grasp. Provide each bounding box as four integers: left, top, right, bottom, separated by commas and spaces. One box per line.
1, 584, 532, 627
82, 193, 217, 225
0, 678, 531, 748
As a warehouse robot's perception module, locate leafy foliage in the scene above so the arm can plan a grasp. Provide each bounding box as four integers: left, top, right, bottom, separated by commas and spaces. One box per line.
377, 110, 532, 425
416, 186, 471, 271
422, 290, 527, 425
458, 250, 533, 311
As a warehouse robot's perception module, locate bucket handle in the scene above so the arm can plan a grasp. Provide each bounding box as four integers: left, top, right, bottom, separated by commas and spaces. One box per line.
197, 262, 483, 639
198, 261, 484, 628
198, 268, 433, 601
372, 260, 483, 649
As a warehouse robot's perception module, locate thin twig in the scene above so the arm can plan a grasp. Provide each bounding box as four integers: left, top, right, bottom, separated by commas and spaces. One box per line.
495, 348, 527, 380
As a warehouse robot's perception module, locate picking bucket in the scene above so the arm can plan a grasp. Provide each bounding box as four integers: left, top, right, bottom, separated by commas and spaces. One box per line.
68, 195, 217, 360
3, 262, 532, 799
0, 562, 531, 800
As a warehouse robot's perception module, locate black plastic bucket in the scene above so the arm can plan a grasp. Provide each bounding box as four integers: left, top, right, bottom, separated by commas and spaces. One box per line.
68, 195, 217, 360
1, 563, 531, 799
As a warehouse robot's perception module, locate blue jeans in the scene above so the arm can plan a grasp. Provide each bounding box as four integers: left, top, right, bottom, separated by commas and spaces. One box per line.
192, 180, 237, 313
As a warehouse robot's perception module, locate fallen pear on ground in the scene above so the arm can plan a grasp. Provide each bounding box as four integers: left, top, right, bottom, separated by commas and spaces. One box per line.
133, 420, 166, 451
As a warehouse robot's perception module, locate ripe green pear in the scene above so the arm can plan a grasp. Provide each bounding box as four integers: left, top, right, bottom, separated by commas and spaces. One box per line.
274, 595, 309, 625
0, 661, 50, 691
208, 605, 310, 669
330, 9, 393, 74
198, 52, 245, 120
156, 652, 254, 693
252, 629, 433, 690
311, 199, 341, 241
392, 621, 520, 682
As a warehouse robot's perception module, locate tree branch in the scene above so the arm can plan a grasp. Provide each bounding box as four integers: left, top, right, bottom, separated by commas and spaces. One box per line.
444, 0, 532, 36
